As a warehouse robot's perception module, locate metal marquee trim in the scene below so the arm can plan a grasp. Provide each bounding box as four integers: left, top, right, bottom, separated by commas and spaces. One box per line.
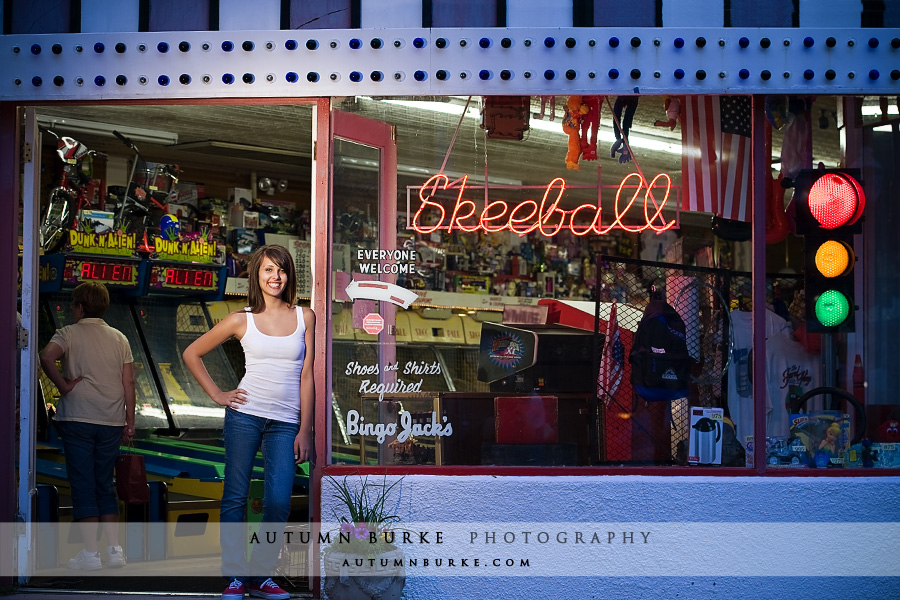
2, 27, 899, 101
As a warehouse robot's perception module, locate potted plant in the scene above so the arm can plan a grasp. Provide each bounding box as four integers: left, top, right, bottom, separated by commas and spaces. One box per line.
322, 474, 406, 600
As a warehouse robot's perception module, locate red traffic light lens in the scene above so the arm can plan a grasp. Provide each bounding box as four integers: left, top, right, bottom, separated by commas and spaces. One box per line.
808, 173, 865, 229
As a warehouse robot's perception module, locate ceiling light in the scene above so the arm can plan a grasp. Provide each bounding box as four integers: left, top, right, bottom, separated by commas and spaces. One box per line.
376, 97, 683, 156
36, 115, 179, 145
861, 104, 899, 116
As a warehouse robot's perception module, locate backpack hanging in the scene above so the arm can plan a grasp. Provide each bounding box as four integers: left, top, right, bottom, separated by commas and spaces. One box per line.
629, 299, 692, 402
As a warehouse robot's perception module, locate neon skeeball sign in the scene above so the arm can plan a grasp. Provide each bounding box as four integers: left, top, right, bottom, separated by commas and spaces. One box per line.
411, 173, 676, 237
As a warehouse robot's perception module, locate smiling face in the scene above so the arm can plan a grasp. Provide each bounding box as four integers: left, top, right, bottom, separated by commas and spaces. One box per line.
258, 255, 287, 299
245, 245, 298, 312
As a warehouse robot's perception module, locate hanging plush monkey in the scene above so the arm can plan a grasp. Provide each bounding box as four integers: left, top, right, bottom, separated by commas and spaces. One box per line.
580, 95, 601, 161
534, 95, 557, 121
610, 96, 639, 163
654, 96, 682, 131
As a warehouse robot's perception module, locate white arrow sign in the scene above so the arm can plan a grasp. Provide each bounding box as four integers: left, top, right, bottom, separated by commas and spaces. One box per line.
345, 280, 419, 309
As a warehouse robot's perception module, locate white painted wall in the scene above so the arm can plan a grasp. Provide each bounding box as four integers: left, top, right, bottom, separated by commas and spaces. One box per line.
219, 0, 280, 31
321, 475, 900, 599
81, 0, 140, 33
507, 0, 573, 27
662, 0, 724, 27
361, 0, 422, 28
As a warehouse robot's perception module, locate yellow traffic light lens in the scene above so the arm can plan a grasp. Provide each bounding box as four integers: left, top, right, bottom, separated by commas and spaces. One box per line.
814, 240, 852, 278
815, 290, 851, 327
808, 173, 864, 229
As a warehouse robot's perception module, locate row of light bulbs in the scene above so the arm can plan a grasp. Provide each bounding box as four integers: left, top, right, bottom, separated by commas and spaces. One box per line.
14, 34, 900, 56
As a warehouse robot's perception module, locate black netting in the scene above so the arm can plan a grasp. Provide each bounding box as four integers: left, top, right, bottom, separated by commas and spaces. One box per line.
596, 256, 802, 465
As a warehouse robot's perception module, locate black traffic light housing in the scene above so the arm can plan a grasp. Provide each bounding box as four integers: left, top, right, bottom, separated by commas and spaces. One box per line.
794, 169, 865, 334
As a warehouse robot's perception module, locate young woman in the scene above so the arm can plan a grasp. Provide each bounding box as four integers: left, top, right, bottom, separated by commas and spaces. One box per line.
183, 245, 315, 600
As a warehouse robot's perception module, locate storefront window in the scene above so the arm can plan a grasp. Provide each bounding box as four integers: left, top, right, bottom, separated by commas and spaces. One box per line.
327, 95, 899, 472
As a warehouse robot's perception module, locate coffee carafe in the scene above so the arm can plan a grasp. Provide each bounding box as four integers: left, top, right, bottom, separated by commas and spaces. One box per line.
691, 417, 722, 464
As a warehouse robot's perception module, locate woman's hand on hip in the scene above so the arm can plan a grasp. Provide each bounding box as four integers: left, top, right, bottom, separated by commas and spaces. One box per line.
57, 376, 82, 395
212, 388, 248, 409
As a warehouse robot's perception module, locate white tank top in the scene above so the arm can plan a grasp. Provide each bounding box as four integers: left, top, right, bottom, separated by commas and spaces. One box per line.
237, 306, 306, 424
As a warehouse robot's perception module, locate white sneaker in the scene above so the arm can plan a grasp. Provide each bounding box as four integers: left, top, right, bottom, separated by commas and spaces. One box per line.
68, 549, 102, 571
107, 545, 126, 568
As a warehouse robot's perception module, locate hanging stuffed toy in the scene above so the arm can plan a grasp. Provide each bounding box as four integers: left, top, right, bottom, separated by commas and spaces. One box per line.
533, 95, 557, 121
610, 96, 639, 163
764, 172, 790, 244
654, 96, 682, 131
580, 95, 601, 161
562, 96, 590, 170
562, 95, 601, 169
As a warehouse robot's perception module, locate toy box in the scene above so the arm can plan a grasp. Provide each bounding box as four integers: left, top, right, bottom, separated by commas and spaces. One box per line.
687, 407, 724, 465
788, 410, 850, 468
78, 209, 115, 234
847, 442, 900, 469
764, 436, 809, 468
228, 187, 252, 207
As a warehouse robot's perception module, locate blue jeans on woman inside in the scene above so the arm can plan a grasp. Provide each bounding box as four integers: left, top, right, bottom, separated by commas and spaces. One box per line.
220, 408, 299, 583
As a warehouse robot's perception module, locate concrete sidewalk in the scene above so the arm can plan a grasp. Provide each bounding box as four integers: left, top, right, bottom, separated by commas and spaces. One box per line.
6, 592, 314, 599
7, 595, 216, 599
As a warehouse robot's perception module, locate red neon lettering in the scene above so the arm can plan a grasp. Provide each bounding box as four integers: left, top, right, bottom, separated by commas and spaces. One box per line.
447, 175, 479, 233
508, 200, 539, 235
569, 202, 603, 236
412, 174, 448, 235
480, 199, 509, 233
537, 178, 566, 237
411, 173, 675, 237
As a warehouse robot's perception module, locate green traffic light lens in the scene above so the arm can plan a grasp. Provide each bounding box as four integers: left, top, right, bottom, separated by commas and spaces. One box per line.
814, 290, 851, 327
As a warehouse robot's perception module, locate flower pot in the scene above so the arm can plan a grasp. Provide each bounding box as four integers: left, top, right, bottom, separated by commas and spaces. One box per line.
323, 548, 406, 600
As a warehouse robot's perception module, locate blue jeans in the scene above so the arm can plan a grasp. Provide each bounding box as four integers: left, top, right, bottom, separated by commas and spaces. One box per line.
58, 420, 122, 521
220, 408, 299, 582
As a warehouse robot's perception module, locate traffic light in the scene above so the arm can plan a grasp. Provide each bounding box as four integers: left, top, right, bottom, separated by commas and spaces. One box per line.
794, 169, 865, 333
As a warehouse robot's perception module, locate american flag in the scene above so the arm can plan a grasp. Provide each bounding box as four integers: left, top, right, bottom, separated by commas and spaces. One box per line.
597, 301, 625, 405
682, 96, 753, 222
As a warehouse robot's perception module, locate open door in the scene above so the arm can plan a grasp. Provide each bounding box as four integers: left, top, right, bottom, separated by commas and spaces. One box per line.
18, 107, 42, 581
329, 110, 398, 466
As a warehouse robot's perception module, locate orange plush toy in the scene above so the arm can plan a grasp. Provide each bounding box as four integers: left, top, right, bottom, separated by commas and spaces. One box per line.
563, 95, 589, 170
562, 95, 602, 169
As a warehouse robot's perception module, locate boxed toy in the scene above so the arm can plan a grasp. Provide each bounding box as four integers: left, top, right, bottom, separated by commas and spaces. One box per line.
687, 407, 724, 465
228, 187, 253, 207
230, 228, 260, 255
788, 410, 850, 468
764, 436, 809, 468
847, 442, 900, 468
78, 209, 115, 234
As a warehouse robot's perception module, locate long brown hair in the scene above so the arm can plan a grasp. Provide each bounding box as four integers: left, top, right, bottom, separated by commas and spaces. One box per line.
246, 245, 298, 313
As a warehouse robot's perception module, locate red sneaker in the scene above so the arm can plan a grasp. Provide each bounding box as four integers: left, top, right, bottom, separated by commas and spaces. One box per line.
248, 578, 289, 599
222, 579, 246, 600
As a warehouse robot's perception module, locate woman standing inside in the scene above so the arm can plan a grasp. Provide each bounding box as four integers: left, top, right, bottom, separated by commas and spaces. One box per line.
39, 281, 135, 570
183, 245, 315, 600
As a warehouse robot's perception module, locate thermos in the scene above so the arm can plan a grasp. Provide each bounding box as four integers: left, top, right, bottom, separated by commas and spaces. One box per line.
692, 417, 722, 464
